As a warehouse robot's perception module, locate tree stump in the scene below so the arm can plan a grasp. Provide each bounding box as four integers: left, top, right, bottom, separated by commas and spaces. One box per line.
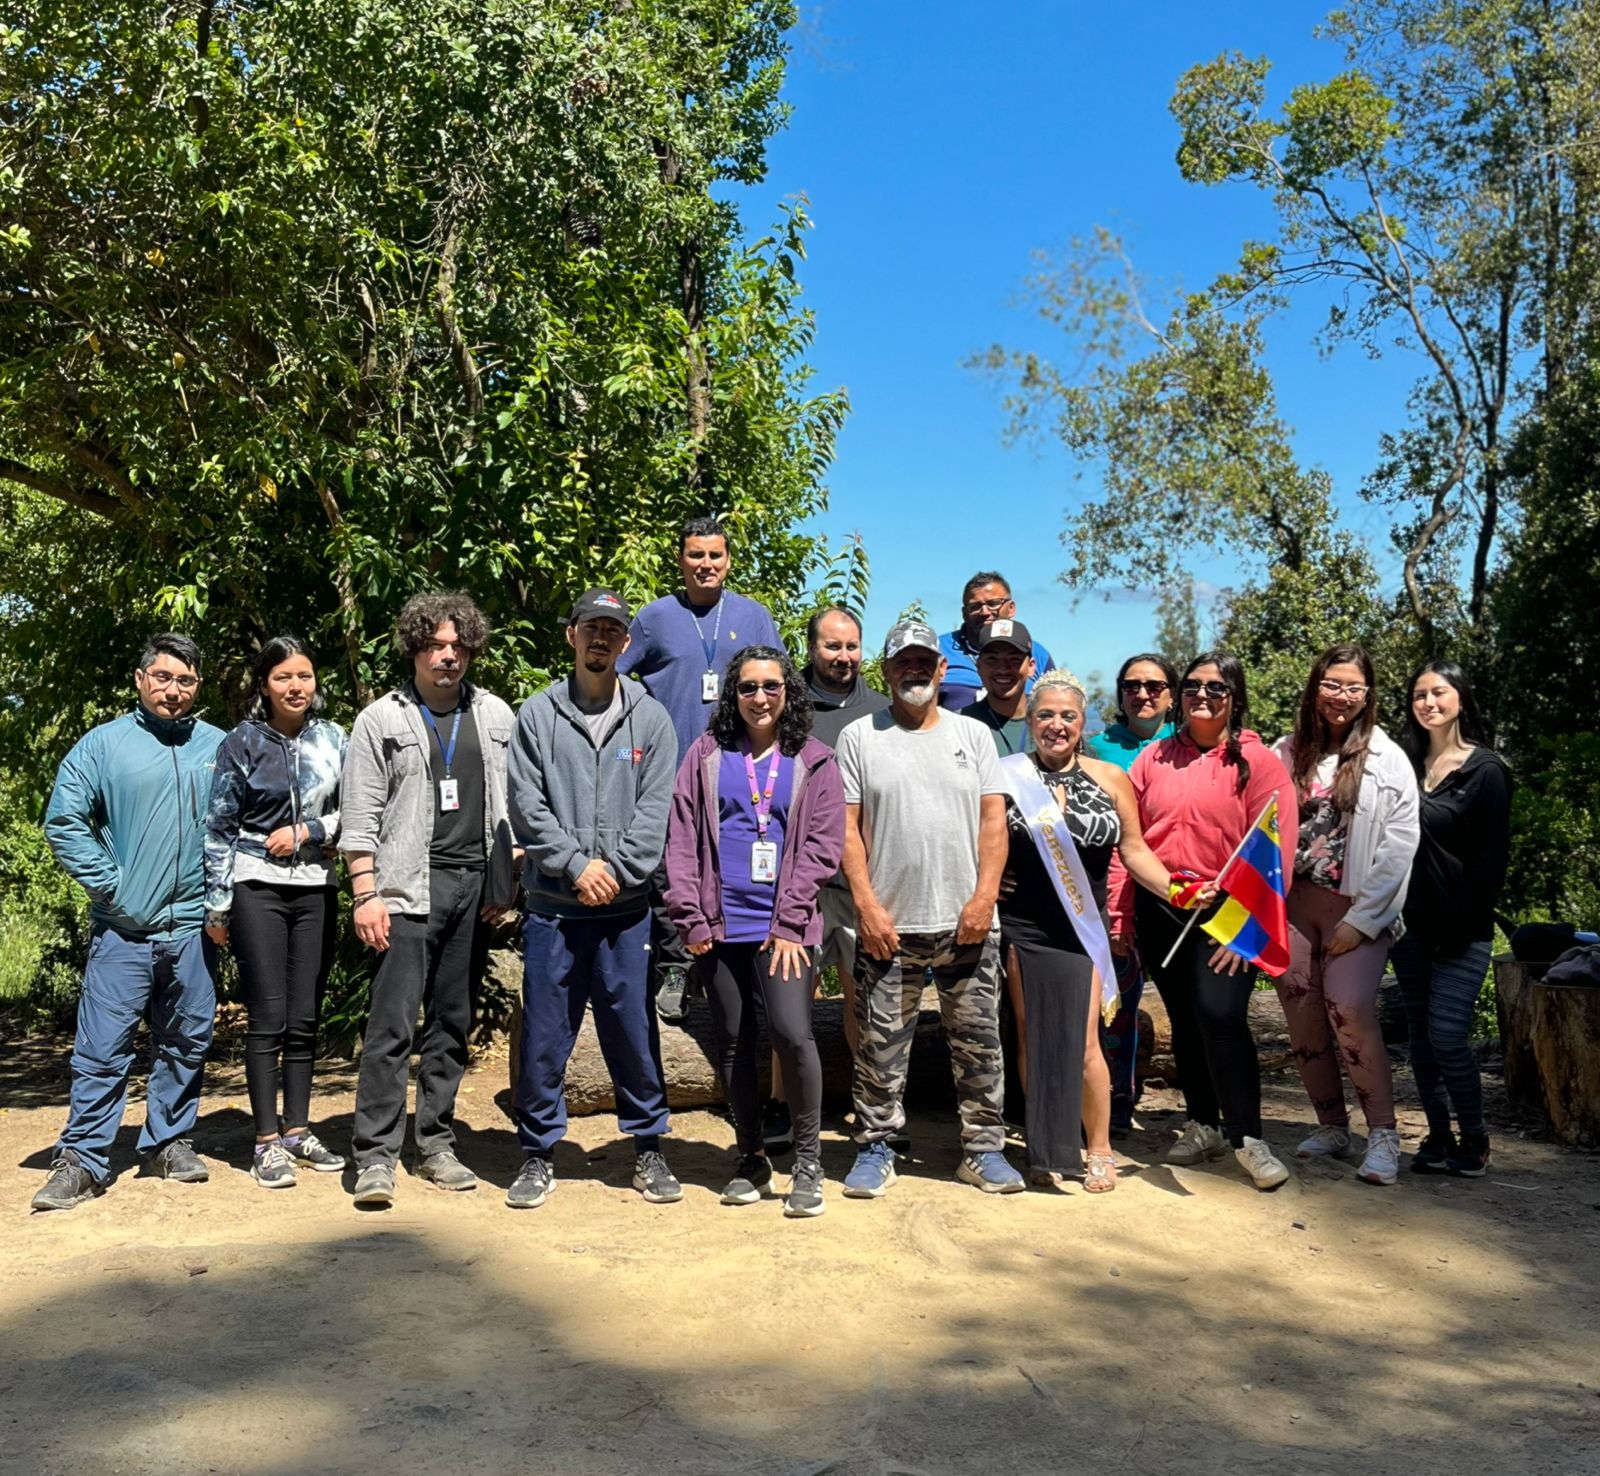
1530, 978, 1600, 1147
1495, 957, 1548, 1116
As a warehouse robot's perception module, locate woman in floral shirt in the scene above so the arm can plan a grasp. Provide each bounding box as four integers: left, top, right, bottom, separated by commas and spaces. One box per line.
1272, 645, 1419, 1186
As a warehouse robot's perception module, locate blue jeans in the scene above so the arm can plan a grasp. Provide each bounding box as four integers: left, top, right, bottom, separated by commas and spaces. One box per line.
515, 910, 669, 1155
1391, 933, 1490, 1139
57, 927, 217, 1181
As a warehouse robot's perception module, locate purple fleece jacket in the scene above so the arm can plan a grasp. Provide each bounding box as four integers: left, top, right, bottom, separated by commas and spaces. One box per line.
664, 734, 845, 949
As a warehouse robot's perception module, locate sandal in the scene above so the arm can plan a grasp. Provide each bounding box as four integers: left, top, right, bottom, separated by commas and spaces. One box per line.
1083, 1151, 1118, 1194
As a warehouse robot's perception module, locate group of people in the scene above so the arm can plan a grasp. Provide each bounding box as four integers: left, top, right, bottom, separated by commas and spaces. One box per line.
30, 524, 1514, 1219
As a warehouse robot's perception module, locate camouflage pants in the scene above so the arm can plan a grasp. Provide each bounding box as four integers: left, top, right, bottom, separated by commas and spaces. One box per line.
852, 929, 1005, 1152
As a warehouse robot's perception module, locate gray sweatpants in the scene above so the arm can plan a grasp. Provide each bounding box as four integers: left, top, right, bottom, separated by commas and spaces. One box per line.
851, 929, 1005, 1151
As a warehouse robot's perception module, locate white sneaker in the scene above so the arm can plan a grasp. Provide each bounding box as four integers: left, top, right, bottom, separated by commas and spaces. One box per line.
1167, 1120, 1228, 1166
1236, 1136, 1289, 1190
1295, 1125, 1355, 1160
1357, 1127, 1402, 1185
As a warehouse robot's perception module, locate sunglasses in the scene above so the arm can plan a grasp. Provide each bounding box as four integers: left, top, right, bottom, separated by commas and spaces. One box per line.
1180, 679, 1231, 700
736, 680, 784, 698
1120, 680, 1169, 697
1318, 680, 1370, 698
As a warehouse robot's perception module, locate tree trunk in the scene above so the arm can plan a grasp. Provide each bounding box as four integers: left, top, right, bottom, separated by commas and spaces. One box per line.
1494, 957, 1548, 1116
1530, 978, 1600, 1147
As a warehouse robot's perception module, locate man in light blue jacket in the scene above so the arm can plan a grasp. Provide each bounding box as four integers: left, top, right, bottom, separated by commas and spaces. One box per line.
33, 633, 226, 1210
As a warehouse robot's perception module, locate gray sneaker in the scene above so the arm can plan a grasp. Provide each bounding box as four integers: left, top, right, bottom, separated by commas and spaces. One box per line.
784, 1158, 826, 1218
632, 1149, 683, 1203
150, 1139, 209, 1182
251, 1140, 297, 1190
506, 1155, 555, 1210
719, 1153, 774, 1206
416, 1150, 478, 1191
280, 1129, 345, 1173
32, 1149, 101, 1211
353, 1162, 396, 1207
655, 966, 690, 1024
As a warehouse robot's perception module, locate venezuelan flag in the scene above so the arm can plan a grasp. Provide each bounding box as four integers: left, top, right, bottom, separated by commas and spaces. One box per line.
1201, 798, 1291, 977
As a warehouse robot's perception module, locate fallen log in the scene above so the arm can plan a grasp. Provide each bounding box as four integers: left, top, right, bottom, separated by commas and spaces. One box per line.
1530, 977, 1600, 1147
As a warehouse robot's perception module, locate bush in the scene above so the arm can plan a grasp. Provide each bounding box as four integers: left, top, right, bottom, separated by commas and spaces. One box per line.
0, 787, 88, 1029
1503, 731, 1600, 928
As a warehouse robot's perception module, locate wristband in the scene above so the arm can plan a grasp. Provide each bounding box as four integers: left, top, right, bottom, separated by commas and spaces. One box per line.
1167, 869, 1206, 910
353, 891, 379, 905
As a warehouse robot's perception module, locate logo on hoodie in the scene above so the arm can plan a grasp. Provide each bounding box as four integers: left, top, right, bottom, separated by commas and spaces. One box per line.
616, 745, 644, 765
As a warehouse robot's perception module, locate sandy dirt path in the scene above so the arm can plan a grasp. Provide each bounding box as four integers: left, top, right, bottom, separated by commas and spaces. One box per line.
2, 1029, 1598, 1476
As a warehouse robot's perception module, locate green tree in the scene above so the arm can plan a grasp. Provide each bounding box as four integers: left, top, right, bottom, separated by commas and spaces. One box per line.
1153, 578, 1203, 671
0, 0, 845, 762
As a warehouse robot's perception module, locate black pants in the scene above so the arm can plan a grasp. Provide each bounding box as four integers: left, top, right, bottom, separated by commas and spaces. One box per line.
1136, 892, 1261, 1146
353, 866, 489, 1168
232, 881, 337, 1136
648, 861, 692, 981
704, 940, 821, 1162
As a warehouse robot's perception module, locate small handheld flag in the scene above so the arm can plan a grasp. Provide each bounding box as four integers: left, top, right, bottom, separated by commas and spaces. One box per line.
1200, 797, 1291, 977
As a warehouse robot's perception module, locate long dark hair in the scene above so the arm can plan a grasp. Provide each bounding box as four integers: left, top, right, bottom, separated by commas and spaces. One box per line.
710, 645, 813, 757
1113, 651, 1180, 724
1183, 650, 1250, 793
1290, 643, 1377, 812
246, 636, 326, 723
1400, 659, 1487, 771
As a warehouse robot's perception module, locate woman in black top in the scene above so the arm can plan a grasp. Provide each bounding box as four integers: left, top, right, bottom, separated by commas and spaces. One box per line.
1392, 662, 1512, 1178
999, 670, 1191, 1190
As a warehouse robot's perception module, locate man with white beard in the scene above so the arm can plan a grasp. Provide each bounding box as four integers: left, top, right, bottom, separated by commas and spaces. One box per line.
833, 620, 1022, 1197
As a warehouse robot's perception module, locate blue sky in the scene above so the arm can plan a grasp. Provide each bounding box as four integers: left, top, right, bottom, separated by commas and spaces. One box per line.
743, 2, 1418, 688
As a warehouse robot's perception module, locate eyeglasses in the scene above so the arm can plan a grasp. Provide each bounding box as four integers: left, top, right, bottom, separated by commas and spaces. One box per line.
964, 597, 1012, 615
1318, 680, 1370, 698
736, 680, 784, 698
1120, 680, 1169, 697
1180, 679, 1230, 700
143, 670, 199, 691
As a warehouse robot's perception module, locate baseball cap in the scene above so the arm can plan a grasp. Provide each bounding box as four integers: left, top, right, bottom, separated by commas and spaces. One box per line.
977, 617, 1032, 654
882, 620, 942, 661
568, 588, 632, 626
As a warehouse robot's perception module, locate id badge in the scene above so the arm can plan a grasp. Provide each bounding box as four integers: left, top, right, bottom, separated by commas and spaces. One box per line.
438, 778, 460, 812
750, 841, 778, 882
701, 669, 720, 702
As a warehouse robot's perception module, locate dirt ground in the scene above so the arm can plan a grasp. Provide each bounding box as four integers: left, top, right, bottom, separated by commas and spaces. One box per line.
3, 1008, 1599, 1476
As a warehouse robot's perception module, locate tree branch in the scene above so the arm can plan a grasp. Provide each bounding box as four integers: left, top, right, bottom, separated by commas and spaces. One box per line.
0, 456, 133, 524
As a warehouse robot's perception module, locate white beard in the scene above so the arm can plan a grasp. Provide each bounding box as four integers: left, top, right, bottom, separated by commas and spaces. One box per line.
895, 679, 935, 707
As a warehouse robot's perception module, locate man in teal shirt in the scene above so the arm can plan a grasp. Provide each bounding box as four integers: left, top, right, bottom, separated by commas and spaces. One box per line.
959, 619, 1037, 757
33, 633, 226, 1210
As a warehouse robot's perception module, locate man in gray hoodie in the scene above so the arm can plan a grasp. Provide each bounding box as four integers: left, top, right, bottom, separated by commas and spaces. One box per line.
504, 589, 681, 1210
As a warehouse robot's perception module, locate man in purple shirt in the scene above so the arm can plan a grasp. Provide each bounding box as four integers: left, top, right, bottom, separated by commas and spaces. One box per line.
617, 516, 783, 1020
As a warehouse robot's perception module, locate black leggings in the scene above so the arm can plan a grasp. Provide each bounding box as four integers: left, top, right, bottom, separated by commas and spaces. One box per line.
1135, 892, 1261, 1146
703, 940, 821, 1162
231, 881, 337, 1136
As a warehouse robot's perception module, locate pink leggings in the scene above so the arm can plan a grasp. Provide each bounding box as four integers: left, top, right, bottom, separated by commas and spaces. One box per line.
1275, 886, 1396, 1131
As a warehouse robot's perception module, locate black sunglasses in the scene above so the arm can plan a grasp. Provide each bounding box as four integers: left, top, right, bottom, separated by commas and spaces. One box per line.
1120, 679, 1169, 696
1180, 679, 1231, 700
736, 680, 784, 698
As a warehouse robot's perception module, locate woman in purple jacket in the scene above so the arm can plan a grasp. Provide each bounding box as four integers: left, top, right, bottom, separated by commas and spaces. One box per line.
665, 645, 845, 1218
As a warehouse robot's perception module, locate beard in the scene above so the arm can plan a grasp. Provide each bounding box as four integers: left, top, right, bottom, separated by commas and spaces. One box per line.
894, 679, 935, 707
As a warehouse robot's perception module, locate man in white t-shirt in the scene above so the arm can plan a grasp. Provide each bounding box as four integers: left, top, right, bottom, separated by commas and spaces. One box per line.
834, 620, 1022, 1197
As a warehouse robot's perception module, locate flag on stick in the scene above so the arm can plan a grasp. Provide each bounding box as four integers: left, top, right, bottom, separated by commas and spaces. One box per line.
1200, 796, 1291, 977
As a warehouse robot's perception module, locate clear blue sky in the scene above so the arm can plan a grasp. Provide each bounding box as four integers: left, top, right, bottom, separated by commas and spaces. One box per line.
744, 2, 1416, 689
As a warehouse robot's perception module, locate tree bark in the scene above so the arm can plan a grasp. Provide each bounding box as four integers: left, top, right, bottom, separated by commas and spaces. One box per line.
314, 481, 375, 708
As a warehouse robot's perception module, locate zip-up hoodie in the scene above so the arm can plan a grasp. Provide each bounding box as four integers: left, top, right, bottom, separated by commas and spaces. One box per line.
45, 705, 226, 939
507, 675, 678, 918
664, 733, 845, 948
204, 717, 347, 916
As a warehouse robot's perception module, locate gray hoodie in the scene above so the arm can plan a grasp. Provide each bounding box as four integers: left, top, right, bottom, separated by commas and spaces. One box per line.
507, 674, 678, 918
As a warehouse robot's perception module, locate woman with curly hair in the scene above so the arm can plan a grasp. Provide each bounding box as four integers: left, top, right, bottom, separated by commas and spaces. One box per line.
664, 645, 845, 1217
1271, 644, 1419, 1185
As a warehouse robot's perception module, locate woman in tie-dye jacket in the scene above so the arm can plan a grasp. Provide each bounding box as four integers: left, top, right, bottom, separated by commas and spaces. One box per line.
204, 637, 347, 1189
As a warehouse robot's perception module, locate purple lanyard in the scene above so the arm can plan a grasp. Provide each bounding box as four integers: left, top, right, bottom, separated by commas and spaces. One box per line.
741, 742, 783, 839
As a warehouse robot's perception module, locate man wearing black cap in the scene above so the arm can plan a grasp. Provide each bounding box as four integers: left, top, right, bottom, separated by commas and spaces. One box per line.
961, 617, 1038, 758
503, 589, 682, 1210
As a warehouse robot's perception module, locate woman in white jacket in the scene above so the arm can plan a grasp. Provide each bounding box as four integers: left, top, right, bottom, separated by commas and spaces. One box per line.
1272, 644, 1419, 1186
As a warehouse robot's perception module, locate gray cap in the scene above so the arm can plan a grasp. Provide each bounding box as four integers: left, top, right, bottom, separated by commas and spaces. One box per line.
882, 620, 942, 661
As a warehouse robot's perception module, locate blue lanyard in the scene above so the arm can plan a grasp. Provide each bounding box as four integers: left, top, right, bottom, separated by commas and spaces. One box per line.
418, 701, 463, 778
689, 597, 723, 669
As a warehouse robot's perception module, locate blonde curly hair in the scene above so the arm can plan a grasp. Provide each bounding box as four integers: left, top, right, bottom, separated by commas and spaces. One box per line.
1027, 667, 1088, 715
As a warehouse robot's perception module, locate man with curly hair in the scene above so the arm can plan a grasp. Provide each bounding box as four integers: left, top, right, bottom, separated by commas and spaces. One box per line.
340, 591, 520, 1207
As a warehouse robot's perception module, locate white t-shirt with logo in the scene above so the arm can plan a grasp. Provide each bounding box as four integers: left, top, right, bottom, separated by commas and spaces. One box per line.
836, 708, 1007, 934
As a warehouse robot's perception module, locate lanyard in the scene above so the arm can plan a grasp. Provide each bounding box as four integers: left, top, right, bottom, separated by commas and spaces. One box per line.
689, 596, 723, 669
418, 701, 463, 778
741, 741, 783, 839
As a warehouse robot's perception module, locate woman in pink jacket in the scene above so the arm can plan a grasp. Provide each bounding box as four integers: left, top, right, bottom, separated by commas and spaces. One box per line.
1130, 652, 1299, 1191
665, 646, 845, 1218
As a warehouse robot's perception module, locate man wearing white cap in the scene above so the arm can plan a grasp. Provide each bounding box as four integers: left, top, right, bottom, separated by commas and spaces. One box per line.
833, 620, 1022, 1196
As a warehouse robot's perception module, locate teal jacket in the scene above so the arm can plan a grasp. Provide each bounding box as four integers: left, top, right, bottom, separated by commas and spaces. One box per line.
45, 706, 227, 939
